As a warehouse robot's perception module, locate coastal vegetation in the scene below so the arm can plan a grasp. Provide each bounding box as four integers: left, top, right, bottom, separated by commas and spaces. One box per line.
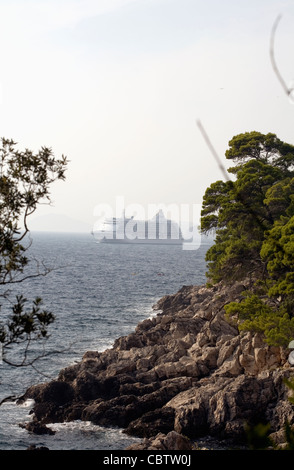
0, 138, 68, 368
201, 131, 294, 347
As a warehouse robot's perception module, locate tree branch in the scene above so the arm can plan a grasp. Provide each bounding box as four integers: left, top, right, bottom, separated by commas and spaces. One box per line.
2, 340, 76, 371
270, 14, 294, 98
196, 119, 231, 182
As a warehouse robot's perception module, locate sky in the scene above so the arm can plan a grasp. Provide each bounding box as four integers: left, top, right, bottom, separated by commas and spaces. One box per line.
0, 0, 294, 232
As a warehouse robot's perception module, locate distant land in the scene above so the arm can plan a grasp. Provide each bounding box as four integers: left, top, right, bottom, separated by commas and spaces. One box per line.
29, 213, 92, 233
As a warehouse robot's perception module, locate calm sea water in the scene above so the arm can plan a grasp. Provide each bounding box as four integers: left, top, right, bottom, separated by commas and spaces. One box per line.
0, 232, 211, 450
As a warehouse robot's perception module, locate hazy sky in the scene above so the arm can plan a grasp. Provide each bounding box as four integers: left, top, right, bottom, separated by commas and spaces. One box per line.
1, 0, 294, 231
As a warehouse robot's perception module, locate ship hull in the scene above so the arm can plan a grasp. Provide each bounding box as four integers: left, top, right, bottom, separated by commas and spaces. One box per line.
96, 237, 183, 245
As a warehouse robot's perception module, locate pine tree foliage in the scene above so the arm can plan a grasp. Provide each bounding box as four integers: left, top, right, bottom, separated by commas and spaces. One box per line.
201, 131, 294, 346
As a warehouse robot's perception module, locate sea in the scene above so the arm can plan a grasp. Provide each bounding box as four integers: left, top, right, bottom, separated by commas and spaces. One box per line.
0, 232, 211, 450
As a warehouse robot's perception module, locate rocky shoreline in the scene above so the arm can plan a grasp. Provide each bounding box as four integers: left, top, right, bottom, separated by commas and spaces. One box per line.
20, 280, 294, 449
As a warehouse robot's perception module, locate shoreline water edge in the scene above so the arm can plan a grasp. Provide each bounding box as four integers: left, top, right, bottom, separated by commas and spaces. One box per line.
19, 278, 294, 452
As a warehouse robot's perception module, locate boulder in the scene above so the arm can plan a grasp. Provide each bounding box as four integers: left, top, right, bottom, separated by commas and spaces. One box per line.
126, 431, 193, 450
21, 421, 55, 435
125, 408, 175, 438
26, 445, 50, 451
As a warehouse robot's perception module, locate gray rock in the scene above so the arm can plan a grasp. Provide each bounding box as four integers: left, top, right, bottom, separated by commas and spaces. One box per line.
22, 280, 294, 449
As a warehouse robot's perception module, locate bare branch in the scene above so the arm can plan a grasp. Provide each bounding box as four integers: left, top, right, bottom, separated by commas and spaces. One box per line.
2, 340, 77, 370
196, 119, 231, 182
270, 14, 294, 98
1, 255, 71, 286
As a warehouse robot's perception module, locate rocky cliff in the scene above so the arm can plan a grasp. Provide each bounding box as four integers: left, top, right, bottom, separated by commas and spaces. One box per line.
21, 280, 294, 449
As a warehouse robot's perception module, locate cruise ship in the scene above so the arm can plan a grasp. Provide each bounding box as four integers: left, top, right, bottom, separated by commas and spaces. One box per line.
93, 210, 184, 245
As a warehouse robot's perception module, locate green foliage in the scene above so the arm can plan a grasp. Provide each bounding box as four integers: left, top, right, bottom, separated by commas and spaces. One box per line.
202, 131, 294, 346
0, 138, 68, 367
263, 178, 294, 220
245, 422, 274, 450
201, 131, 294, 283
284, 421, 294, 450
225, 294, 294, 347
0, 296, 55, 366
284, 378, 294, 405
225, 131, 294, 174
0, 138, 67, 285
261, 215, 294, 299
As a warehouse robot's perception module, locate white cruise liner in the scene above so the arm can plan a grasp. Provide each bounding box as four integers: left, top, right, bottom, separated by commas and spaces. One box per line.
93, 210, 184, 245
